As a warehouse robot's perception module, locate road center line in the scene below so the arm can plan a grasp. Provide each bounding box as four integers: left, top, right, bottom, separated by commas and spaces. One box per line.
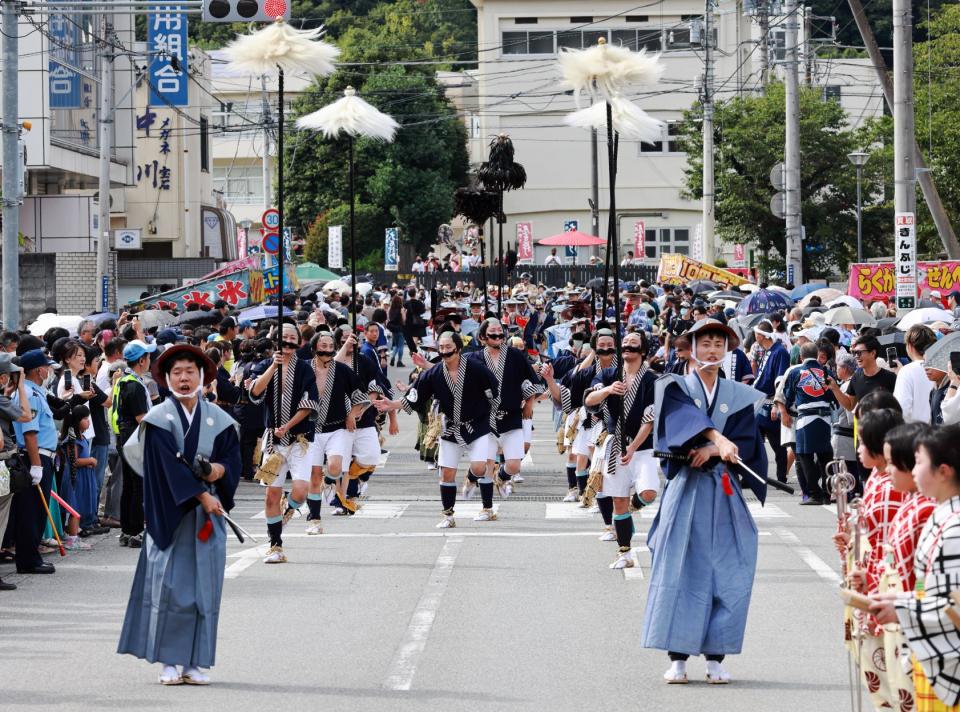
773, 527, 842, 584
382, 536, 463, 691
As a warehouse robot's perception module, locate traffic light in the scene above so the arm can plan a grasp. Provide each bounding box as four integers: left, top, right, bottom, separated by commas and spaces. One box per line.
202, 0, 291, 23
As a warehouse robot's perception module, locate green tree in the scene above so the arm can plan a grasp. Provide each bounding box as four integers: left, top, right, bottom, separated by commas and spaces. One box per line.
678, 83, 888, 278
303, 202, 388, 270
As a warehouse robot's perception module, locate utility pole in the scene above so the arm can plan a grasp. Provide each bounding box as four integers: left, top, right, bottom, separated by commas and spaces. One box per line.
846, 0, 959, 257
803, 5, 813, 85
1, 0, 19, 329
892, 0, 915, 218
784, 0, 803, 284
702, 0, 716, 263
96, 11, 115, 313
758, 2, 770, 89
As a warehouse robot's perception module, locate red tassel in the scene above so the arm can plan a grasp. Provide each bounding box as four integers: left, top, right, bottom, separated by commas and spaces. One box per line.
721, 471, 734, 496
198, 517, 213, 542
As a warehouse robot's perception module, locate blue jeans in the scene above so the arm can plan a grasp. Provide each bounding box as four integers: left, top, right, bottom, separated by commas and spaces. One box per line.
86, 443, 110, 528
389, 328, 404, 363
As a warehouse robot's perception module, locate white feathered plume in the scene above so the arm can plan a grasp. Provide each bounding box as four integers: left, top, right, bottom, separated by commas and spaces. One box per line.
297, 87, 399, 142
223, 19, 339, 77
558, 38, 663, 106
564, 96, 665, 143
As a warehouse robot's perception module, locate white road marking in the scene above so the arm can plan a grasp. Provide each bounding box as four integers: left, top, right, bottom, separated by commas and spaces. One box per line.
544, 503, 597, 519
269, 530, 772, 540
452, 502, 500, 518
774, 527, 842, 584
353, 502, 409, 519
623, 546, 648, 581
224, 545, 268, 579
383, 536, 464, 691
639, 502, 790, 519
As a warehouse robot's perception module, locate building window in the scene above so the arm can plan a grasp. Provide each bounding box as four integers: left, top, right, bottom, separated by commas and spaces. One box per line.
514, 17, 538, 24
639, 122, 683, 155
212, 165, 264, 205
626, 15, 650, 22
502, 31, 554, 55
645, 228, 690, 260
823, 85, 842, 102
199, 116, 209, 172
570, 16, 592, 23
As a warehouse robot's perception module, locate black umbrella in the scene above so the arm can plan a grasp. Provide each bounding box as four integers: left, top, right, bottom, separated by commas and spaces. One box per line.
299, 280, 327, 298
801, 306, 827, 316
585, 277, 605, 289
686, 279, 718, 295
876, 316, 899, 334
175, 310, 221, 327
707, 290, 744, 302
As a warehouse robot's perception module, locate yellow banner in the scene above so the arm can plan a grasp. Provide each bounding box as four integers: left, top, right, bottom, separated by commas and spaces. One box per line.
657, 254, 749, 288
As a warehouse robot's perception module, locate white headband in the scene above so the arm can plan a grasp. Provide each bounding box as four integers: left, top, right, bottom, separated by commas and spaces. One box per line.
753, 328, 775, 339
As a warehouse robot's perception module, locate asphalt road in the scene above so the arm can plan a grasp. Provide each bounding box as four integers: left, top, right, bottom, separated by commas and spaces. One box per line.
0, 378, 859, 711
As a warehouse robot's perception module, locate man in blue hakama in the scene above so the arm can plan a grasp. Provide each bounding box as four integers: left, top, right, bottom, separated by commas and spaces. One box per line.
117, 344, 241, 686
641, 319, 767, 685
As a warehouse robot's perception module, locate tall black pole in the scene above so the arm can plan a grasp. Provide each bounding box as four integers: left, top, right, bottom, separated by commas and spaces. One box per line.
479, 224, 488, 314
605, 101, 624, 450
276, 67, 284, 427
348, 134, 358, 371
497, 190, 504, 317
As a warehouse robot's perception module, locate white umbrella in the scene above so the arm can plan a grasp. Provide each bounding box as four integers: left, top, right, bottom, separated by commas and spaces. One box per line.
322, 279, 350, 293
827, 295, 863, 309
897, 307, 956, 331
138, 310, 177, 331
767, 285, 791, 295
350, 282, 373, 296
799, 287, 843, 308
824, 305, 876, 327
28, 313, 84, 337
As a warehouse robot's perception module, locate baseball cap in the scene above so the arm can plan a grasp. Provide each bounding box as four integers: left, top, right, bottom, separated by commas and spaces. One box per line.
18, 349, 55, 371
0, 352, 22, 375
123, 339, 157, 362
238, 319, 255, 330
155, 328, 179, 346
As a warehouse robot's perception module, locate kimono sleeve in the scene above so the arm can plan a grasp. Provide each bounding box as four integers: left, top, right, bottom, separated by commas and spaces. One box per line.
344, 362, 370, 407
896, 525, 960, 664
781, 369, 798, 409
142, 423, 206, 550
402, 368, 435, 415
297, 362, 320, 410
656, 380, 715, 453
211, 424, 242, 513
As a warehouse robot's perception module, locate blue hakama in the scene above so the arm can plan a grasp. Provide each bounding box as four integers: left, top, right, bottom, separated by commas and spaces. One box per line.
641, 372, 766, 657
117, 508, 226, 667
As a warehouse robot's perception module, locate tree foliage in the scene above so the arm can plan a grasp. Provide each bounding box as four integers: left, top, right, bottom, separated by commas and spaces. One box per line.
678, 83, 888, 278
304, 201, 388, 270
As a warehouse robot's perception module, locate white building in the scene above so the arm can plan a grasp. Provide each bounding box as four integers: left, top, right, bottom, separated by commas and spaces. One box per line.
465, 0, 883, 269
209, 49, 313, 251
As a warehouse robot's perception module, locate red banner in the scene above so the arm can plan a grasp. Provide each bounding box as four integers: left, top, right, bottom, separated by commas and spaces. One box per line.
633, 221, 645, 261
847, 260, 960, 301
516, 222, 533, 262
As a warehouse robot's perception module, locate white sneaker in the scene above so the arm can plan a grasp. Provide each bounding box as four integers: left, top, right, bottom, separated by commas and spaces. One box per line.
664, 661, 688, 684
263, 546, 287, 564
306, 520, 324, 535
610, 550, 635, 569
331, 507, 348, 516
436, 516, 456, 529
158, 665, 182, 686
64, 536, 92, 551
562, 489, 579, 502
473, 508, 498, 522
599, 528, 616, 542
359, 481, 369, 498
180, 667, 210, 685
426, 462, 437, 470
497, 481, 513, 499
513, 474, 524, 484
706, 660, 731, 684
588, 504, 600, 514
462, 481, 477, 500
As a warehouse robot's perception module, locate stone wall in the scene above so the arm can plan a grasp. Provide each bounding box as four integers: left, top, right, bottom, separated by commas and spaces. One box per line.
54, 253, 118, 316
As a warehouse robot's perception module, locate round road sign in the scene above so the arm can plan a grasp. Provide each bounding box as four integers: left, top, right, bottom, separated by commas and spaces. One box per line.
261, 208, 280, 231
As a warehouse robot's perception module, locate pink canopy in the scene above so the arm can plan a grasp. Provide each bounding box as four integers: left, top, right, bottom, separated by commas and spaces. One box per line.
537, 230, 606, 247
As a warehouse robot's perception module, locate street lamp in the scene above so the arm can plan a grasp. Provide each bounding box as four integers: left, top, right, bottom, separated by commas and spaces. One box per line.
847, 151, 869, 262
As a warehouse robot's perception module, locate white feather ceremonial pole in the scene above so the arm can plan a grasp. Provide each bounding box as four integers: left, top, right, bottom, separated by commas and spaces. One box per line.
223, 19, 338, 428
297, 88, 399, 353
558, 37, 664, 451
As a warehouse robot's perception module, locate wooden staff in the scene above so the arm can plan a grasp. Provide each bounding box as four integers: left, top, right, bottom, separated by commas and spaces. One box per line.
36, 485, 65, 557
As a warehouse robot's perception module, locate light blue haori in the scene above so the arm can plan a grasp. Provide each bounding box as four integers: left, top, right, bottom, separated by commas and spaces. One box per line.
641, 371, 765, 657
117, 398, 234, 668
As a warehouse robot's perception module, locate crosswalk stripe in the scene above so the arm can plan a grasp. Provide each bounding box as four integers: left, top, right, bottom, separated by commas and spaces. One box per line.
544, 503, 598, 519
622, 546, 648, 581
353, 502, 409, 519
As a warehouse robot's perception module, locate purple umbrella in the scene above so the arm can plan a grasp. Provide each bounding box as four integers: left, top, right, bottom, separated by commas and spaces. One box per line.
734, 288, 792, 315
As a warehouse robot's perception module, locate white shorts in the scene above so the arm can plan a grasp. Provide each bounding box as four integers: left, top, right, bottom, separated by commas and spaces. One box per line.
488, 428, 525, 462
781, 421, 796, 448
438, 434, 492, 470
310, 429, 354, 469
572, 413, 602, 458
261, 439, 313, 488
601, 442, 661, 498
521, 418, 533, 444
351, 426, 381, 466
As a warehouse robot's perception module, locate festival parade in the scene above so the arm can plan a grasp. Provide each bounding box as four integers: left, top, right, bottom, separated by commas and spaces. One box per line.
2, 0, 960, 710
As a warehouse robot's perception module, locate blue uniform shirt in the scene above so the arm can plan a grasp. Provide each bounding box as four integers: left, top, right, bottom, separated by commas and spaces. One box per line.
14, 379, 58, 451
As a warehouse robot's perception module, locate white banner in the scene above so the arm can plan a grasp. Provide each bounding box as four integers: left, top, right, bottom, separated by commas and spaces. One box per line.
895, 212, 916, 310
328, 225, 343, 269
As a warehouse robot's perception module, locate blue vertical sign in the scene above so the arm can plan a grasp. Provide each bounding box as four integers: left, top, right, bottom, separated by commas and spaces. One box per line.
148, 11, 188, 107
384, 227, 399, 271
563, 219, 578, 258
101, 276, 109, 311
48, 11, 81, 108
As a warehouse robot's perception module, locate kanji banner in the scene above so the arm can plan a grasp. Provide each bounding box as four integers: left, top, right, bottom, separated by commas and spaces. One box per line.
516, 222, 533, 262
633, 221, 645, 261
148, 11, 188, 107
384, 227, 399, 271
126, 269, 263, 310
734, 244, 746, 266
657, 254, 749, 288
847, 260, 960, 302
895, 212, 917, 310
328, 225, 343, 269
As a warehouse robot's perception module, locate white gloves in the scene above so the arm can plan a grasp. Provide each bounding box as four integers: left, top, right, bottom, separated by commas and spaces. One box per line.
29, 465, 43, 485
